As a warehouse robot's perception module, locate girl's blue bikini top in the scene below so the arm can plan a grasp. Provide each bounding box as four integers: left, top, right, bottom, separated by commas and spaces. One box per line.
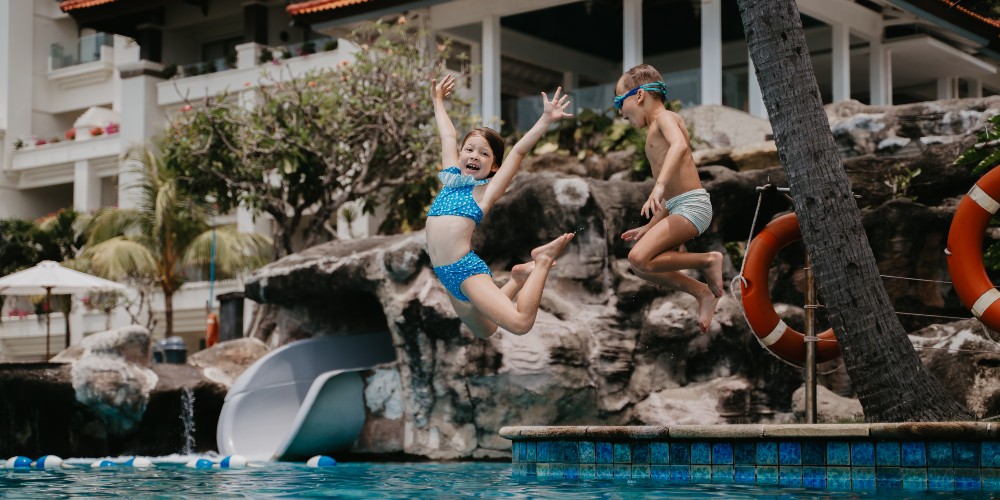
427, 166, 490, 225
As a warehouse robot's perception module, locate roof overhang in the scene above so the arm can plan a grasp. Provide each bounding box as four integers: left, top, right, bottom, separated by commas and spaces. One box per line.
287, 0, 446, 28
888, 0, 1000, 59
885, 35, 997, 86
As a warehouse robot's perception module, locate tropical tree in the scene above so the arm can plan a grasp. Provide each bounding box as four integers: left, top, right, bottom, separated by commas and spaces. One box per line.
83, 148, 273, 336
737, 0, 972, 420
163, 20, 472, 257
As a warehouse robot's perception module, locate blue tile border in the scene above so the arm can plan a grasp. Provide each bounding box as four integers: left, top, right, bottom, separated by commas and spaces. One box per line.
504, 425, 1000, 492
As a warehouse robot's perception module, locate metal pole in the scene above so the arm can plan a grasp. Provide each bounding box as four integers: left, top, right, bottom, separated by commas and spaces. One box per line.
45, 287, 52, 360
206, 195, 217, 316
804, 255, 818, 424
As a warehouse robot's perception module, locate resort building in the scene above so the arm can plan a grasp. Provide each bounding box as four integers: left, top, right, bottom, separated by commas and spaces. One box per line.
0, 0, 997, 359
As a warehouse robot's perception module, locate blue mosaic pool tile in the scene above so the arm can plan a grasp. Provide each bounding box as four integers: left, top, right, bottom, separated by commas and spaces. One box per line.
560, 441, 579, 463
691, 442, 712, 464
901, 441, 925, 467
851, 442, 875, 466
670, 443, 690, 464
596, 442, 613, 464
580, 464, 596, 480
778, 466, 802, 486
955, 467, 981, 490
954, 441, 979, 468
526, 441, 536, 462
596, 464, 614, 480
514, 463, 536, 477
537, 442, 553, 463
928, 442, 953, 467
779, 442, 802, 465
827, 466, 851, 489
902, 467, 927, 490
983, 442, 1000, 468
876, 467, 902, 489
928, 467, 956, 490
712, 443, 733, 464
613, 464, 630, 480
650, 442, 670, 464
733, 442, 755, 465
711, 465, 734, 483
982, 468, 1000, 491
803, 466, 826, 488
632, 443, 650, 463
650, 465, 670, 482
579, 441, 595, 463
734, 466, 756, 484
802, 442, 825, 465
757, 442, 778, 465
691, 464, 712, 483
536, 463, 552, 478
669, 465, 691, 482
757, 466, 778, 485
852, 466, 876, 490
513, 442, 522, 462
827, 442, 850, 466
558, 463, 579, 479
632, 464, 651, 480
876, 442, 901, 466
613, 443, 631, 463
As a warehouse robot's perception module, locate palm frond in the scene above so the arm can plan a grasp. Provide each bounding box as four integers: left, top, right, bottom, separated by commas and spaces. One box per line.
86, 208, 147, 245
83, 236, 159, 281
182, 225, 274, 277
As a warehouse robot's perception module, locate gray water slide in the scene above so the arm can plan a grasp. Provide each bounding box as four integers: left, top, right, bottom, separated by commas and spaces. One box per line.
216, 332, 396, 461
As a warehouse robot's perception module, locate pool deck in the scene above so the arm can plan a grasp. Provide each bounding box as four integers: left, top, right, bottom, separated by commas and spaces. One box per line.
499, 423, 1000, 491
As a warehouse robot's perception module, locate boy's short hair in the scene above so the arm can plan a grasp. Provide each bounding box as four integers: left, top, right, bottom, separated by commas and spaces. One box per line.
620, 64, 667, 103
462, 127, 505, 176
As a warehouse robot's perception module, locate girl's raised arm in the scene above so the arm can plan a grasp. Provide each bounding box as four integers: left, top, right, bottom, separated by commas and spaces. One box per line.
432, 75, 459, 168
481, 88, 573, 208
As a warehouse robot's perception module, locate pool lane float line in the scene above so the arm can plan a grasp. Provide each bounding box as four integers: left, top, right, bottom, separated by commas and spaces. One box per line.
740, 213, 841, 365
947, 166, 1000, 331
34, 455, 64, 469
4, 456, 32, 469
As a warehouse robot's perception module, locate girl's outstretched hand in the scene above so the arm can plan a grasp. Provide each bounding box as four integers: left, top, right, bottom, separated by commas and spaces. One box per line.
541, 87, 574, 122
432, 74, 455, 101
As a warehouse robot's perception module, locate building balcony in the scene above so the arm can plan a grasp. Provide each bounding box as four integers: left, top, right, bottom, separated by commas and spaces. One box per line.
10, 133, 120, 189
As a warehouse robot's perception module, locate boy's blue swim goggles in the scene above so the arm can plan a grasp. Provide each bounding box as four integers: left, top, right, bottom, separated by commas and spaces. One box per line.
613, 81, 667, 111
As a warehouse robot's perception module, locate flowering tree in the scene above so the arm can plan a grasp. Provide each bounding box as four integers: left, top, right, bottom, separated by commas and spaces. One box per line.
163, 21, 472, 257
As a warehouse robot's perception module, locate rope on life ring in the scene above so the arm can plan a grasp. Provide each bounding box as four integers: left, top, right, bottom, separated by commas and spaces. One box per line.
740, 213, 841, 365
947, 166, 1000, 331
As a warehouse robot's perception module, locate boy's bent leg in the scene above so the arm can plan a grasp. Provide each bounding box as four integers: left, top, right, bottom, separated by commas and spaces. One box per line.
632, 267, 719, 334
630, 214, 725, 297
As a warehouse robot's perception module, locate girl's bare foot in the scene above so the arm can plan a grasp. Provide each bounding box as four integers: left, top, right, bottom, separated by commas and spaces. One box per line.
696, 287, 721, 334
530, 233, 575, 262
704, 251, 725, 298
511, 262, 534, 285
511, 261, 557, 285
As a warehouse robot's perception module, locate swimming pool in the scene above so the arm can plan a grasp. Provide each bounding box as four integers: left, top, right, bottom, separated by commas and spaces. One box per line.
1, 460, 995, 498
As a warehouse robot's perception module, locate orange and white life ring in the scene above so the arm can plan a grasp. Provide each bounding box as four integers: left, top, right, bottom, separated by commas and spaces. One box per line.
740, 213, 841, 364
947, 166, 1000, 331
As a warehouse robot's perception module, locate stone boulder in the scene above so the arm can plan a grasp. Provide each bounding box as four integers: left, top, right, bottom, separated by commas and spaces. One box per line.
791, 385, 865, 423
187, 337, 269, 388
70, 325, 158, 434
912, 319, 1000, 419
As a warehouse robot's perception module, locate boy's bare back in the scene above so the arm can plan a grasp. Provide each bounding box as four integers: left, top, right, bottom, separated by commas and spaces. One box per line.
646, 109, 702, 201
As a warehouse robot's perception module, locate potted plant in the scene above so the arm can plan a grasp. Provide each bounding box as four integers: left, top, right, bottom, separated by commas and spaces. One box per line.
65, 128, 76, 140
322, 39, 338, 52
300, 42, 315, 56
35, 138, 47, 146
90, 126, 104, 137
105, 122, 119, 135
13, 139, 24, 150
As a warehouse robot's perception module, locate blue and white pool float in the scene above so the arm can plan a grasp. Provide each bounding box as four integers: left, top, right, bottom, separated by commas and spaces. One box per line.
4, 456, 31, 469
123, 457, 153, 468
218, 455, 248, 468
185, 458, 215, 469
90, 460, 116, 468
306, 455, 336, 467
33, 455, 63, 469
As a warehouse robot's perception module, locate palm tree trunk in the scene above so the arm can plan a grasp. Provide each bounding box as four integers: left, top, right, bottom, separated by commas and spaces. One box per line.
164, 290, 174, 337
736, 0, 972, 421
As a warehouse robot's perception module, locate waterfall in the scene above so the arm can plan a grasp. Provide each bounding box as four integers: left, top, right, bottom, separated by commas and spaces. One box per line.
180, 388, 196, 454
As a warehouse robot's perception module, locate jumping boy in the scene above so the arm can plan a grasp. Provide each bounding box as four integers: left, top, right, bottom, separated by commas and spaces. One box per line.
616, 64, 725, 333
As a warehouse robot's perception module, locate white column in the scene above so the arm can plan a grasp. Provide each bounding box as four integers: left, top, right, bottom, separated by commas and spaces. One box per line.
747, 53, 766, 118
561, 71, 577, 92
831, 23, 851, 102
868, 37, 890, 106
700, 0, 722, 105
968, 78, 983, 98
623, 0, 643, 73
1, 0, 33, 172
937, 77, 958, 100
117, 61, 166, 209
73, 160, 100, 212
236, 42, 262, 70
469, 41, 482, 118
481, 15, 501, 129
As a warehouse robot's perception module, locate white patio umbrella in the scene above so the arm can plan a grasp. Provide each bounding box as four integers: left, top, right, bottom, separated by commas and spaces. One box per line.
0, 260, 128, 359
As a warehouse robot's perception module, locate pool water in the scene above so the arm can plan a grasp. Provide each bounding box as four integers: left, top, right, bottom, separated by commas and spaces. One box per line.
1, 460, 997, 498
